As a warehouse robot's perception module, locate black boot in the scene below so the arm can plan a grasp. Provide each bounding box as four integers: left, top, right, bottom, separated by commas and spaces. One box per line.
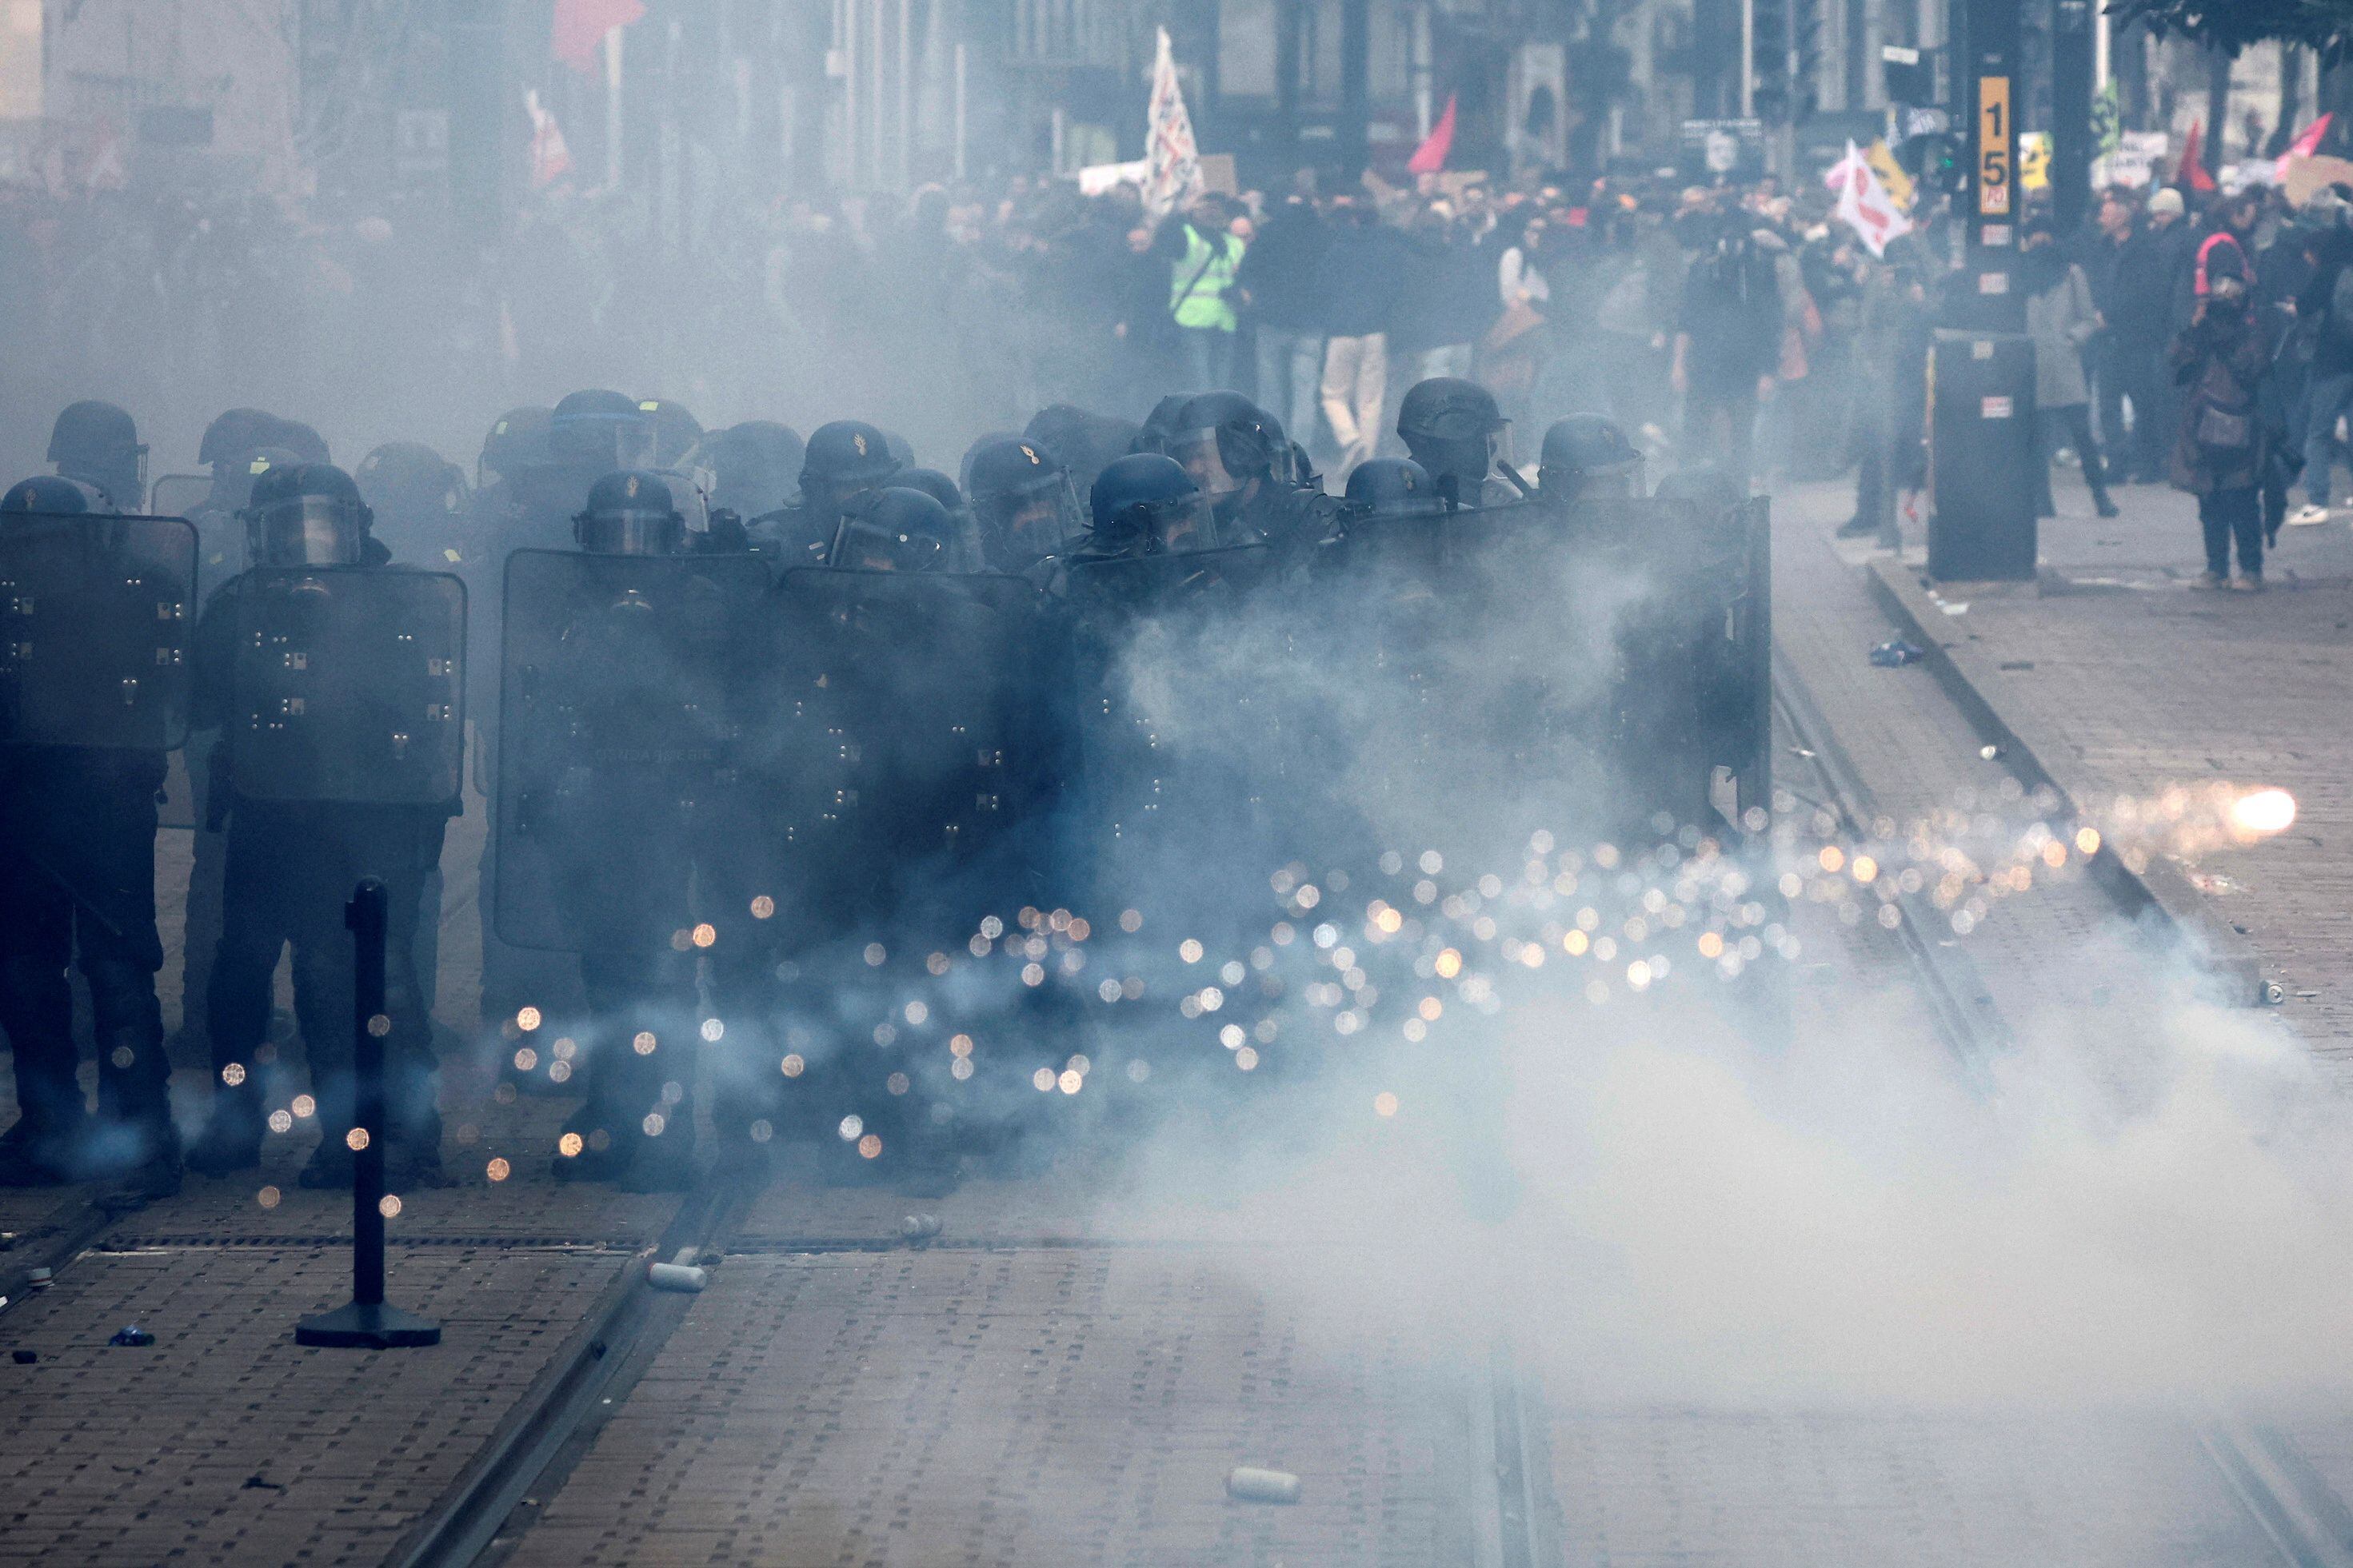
0, 1113, 86, 1187
187, 1087, 265, 1177
99, 1116, 183, 1209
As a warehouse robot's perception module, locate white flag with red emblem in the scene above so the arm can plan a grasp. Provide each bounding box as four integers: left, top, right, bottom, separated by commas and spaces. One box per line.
1142, 27, 1203, 222
1824, 140, 1912, 257
525, 90, 573, 189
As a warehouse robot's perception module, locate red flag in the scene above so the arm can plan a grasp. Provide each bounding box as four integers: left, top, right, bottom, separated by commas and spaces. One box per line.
553, 0, 644, 74
2277, 113, 2334, 182
1408, 94, 1457, 176
2178, 119, 2216, 193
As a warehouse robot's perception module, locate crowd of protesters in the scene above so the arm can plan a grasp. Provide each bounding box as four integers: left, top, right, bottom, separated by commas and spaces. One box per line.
4, 152, 2351, 590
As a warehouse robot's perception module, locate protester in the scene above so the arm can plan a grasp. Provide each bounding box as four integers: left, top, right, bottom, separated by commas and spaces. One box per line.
1235, 186, 1328, 446
2023, 217, 2120, 519
2170, 270, 2271, 589
1315, 194, 1406, 478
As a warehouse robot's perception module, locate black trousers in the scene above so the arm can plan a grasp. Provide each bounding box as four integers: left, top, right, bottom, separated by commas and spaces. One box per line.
208, 798, 446, 1144
2198, 487, 2263, 577
2033, 402, 2115, 515
0, 752, 171, 1137
1685, 380, 1760, 490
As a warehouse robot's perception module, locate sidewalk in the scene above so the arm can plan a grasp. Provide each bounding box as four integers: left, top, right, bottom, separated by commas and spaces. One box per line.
1776, 471, 2353, 1055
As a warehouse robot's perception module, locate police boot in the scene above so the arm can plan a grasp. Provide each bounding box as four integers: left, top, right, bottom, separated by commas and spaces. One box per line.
0, 1111, 89, 1187
187, 1084, 266, 1177
614, 1122, 697, 1194
99, 1115, 183, 1210
297, 1135, 357, 1190
385, 1110, 447, 1191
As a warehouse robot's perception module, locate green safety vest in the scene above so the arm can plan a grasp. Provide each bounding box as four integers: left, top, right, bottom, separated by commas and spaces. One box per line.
1170, 225, 1245, 332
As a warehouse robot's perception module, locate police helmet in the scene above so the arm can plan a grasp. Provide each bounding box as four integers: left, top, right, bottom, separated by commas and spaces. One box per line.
692, 421, 805, 518
356, 441, 469, 525
896, 467, 964, 515
244, 462, 373, 567
830, 486, 958, 573
574, 469, 686, 556
478, 406, 554, 493
1022, 405, 1138, 498
800, 420, 901, 498
2, 474, 109, 517
1343, 457, 1436, 518
1396, 377, 1506, 447
200, 408, 279, 470
1537, 414, 1643, 502
269, 417, 332, 466
966, 437, 1081, 569
47, 401, 146, 505
1131, 394, 1195, 457
1088, 453, 1213, 555
1172, 391, 1286, 497
635, 398, 704, 466
550, 389, 657, 472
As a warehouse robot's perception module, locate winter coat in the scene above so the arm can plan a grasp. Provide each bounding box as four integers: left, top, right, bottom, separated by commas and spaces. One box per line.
2023, 260, 2099, 409
2168, 304, 2270, 495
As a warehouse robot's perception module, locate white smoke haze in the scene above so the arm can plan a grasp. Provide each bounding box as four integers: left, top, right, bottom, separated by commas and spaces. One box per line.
1074, 894, 2353, 1417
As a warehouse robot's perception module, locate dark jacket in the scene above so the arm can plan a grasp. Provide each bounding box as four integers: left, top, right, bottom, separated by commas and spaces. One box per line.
1234, 201, 1329, 332
2169, 303, 2269, 495
2293, 230, 2353, 380
2111, 217, 2194, 348
1391, 225, 1496, 353
1678, 233, 1783, 391
1315, 217, 1408, 339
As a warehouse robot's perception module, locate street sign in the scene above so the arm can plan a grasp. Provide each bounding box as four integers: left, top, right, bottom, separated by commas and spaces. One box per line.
1979, 76, 2012, 215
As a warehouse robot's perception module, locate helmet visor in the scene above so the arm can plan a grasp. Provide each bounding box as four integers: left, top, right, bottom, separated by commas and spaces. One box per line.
1147, 492, 1220, 553
975, 476, 1081, 565
1169, 428, 1239, 499
247, 496, 363, 566
576, 507, 682, 555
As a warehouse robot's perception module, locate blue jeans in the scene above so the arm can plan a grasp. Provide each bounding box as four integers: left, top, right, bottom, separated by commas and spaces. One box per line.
1180, 327, 1235, 393
1253, 326, 1324, 445
2303, 369, 2353, 505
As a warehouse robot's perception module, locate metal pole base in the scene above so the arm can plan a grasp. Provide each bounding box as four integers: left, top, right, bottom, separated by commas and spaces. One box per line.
294, 1299, 442, 1349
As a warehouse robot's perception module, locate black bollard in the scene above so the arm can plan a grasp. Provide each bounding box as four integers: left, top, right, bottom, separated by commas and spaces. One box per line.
295, 878, 441, 1349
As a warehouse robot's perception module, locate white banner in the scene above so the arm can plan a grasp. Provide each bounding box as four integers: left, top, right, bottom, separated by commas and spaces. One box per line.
1143, 27, 1204, 221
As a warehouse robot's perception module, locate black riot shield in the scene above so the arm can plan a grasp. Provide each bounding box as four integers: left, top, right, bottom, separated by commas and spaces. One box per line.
1057, 545, 1291, 924
149, 475, 241, 581
0, 512, 197, 751
741, 567, 1038, 944
223, 567, 466, 804
494, 549, 768, 953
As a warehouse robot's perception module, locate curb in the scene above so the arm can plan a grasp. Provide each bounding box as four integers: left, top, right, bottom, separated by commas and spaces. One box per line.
1863, 556, 2280, 1007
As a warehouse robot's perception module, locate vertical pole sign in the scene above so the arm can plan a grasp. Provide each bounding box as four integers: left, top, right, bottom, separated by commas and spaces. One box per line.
1928, 0, 2037, 581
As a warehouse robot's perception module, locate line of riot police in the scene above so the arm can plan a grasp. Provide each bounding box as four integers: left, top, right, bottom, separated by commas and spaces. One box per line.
0, 379, 1771, 1199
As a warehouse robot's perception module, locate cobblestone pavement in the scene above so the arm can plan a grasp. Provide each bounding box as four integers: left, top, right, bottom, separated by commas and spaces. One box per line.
1788, 474, 2353, 1055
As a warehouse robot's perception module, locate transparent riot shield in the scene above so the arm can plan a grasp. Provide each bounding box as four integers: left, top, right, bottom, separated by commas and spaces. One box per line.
0, 512, 197, 751
741, 567, 1041, 944
222, 567, 466, 804
148, 474, 212, 522
493, 549, 769, 954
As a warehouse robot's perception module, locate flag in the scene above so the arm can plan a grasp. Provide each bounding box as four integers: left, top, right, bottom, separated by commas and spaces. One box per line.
553, 0, 644, 75
2277, 114, 2335, 183
1143, 27, 1204, 222
2178, 119, 2216, 193
1824, 140, 1913, 257
1864, 138, 1914, 211
1408, 94, 1458, 176
525, 90, 573, 188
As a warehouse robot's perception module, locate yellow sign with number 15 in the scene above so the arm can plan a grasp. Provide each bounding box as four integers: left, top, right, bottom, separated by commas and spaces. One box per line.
1979, 76, 2012, 215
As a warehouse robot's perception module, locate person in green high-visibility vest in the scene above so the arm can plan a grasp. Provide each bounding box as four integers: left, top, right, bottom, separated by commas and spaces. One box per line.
1153, 195, 1248, 390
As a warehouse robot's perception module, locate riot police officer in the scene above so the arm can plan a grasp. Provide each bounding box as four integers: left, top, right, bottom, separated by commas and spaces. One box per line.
0, 475, 182, 1198
1342, 457, 1436, 517
1169, 391, 1340, 554
966, 437, 1083, 575
1536, 415, 1644, 503
637, 399, 703, 468
1021, 405, 1138, 503
1396, 377, 1523, 509
536, 469, 722, 1189
829, 485, 969, 572
1080, 453, 1218, 561
188, 463, 454, 1187
356, 441, 473, 570
748, 418, 901, 561
47, 401, 147, 511
687, 421, 804, 522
